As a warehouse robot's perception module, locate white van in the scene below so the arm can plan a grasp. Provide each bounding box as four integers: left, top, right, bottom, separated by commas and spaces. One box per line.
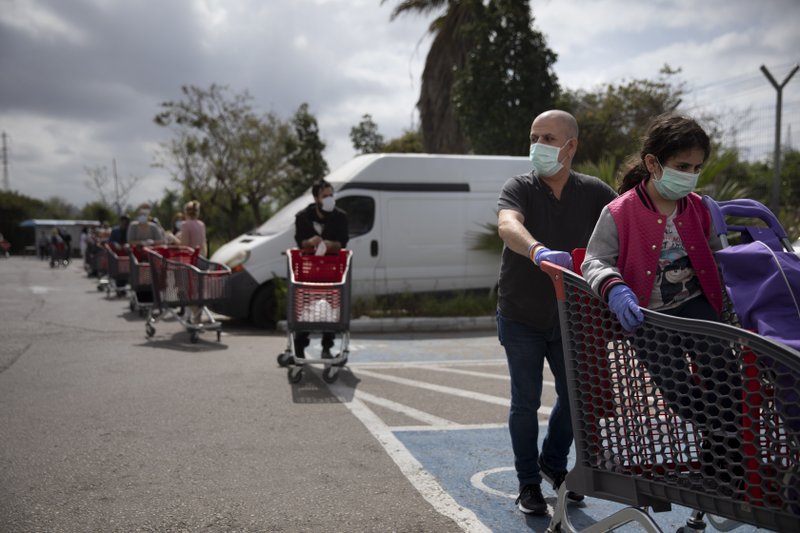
209, 153, 532, 327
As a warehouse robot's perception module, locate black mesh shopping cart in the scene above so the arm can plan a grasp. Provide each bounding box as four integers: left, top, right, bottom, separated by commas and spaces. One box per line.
277, 248, 352, 384
541, 260, 800, 533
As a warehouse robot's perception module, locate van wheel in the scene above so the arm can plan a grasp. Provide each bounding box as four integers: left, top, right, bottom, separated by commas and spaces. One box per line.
251, 284, 277, 330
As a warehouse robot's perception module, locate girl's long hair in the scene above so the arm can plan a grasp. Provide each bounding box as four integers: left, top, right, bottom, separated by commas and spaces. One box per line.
617, 113, 710, 194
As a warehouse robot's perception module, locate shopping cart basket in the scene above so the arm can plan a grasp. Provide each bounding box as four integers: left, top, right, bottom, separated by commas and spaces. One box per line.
88, 237, 109, 291
128, 245, 155, 317
145, 246, 231, 343
277, 248, 352, 384
541, 261, 800, 533
104, 242, 130, 298
703, 196, 800, 352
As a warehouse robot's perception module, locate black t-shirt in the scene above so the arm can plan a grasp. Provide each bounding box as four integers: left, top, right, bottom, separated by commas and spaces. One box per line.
497, 170, 617, 329
294, 203, 349, 249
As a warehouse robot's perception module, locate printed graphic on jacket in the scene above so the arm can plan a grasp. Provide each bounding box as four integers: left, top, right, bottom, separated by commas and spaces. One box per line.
649, 216, 702, 310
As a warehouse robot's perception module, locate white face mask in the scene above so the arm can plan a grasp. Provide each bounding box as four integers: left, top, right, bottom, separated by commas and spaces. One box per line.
320, 196, 335, 213
529, 140, 569, 177
652, 159, 700, 200
138, 212, 148, 224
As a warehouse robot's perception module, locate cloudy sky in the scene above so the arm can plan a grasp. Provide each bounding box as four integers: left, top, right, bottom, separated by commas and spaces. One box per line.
1, 0, 799, 209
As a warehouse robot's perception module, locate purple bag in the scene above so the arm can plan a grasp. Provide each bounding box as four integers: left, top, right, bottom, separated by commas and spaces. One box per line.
715, 241, 800, 352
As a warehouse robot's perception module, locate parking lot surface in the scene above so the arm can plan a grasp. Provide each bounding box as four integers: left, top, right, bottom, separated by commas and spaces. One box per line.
0, 258, 768, 532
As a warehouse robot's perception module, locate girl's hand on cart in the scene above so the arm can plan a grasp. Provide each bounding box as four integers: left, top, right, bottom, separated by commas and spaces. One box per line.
608, 284, 644, 332
533, 246, 573, 270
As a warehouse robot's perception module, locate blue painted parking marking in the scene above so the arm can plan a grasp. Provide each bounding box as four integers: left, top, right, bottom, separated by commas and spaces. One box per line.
394, 425, 766, 533
327, 335, 771, 532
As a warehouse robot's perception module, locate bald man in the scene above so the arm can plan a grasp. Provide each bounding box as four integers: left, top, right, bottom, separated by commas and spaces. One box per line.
496, 110, 617, 514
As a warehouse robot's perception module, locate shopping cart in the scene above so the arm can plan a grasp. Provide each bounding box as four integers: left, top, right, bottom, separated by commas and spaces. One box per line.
128, 246, 154, 317
104, 242, 130, 298
144, 246, 232, 343
86, 237, 110, 290
541, 259, 800, 533
277, 249, 352, 384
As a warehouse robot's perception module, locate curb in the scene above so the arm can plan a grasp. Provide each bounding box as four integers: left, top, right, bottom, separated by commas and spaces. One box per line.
278, 315, 497, 334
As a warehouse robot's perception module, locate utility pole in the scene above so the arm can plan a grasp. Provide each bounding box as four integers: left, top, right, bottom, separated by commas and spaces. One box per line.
760, 63, 799, 213
112, 158, 121, 216
2, 132, 9, 191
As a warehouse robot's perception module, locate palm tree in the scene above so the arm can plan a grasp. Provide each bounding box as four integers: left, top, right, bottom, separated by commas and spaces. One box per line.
382, 0, 474, 154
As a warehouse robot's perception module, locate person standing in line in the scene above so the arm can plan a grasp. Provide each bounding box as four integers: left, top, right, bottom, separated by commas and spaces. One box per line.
127, 203, 165, 248
165, 212, 185, 245
496, 109, 618, 515
109, 215, 130, 246
79, 227, 89, 259
293, 179, 349, 358
179, 200, 207, 324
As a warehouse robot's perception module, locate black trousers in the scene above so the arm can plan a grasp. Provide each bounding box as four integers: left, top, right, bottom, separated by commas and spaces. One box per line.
294, 331, 335, 358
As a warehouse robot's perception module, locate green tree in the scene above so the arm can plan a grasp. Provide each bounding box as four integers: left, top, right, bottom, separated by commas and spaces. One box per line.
384, 129, 424, 153
383, 0, 475, 153
42, 197, 79, 219
0, 190, 46, 253
80, 201, 116, 224
350, 114, 385, 154
284, 102, 329, 202
452, 0, 558, 155
154, 84, 297, 239
558, 65, 684, 167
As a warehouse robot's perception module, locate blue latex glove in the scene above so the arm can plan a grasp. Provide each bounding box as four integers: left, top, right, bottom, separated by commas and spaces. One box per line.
607, 284, 645, 332
534, 247, 573, 270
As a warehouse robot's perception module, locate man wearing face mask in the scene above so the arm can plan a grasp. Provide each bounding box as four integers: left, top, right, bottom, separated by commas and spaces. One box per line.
497, 110, 617, 515
293, 179, 349, 359
127, 203, 166, 248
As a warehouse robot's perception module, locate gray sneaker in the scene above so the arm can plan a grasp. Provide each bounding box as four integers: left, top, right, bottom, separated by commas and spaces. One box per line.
516, 484, 547, 515
538, 457, 584, 503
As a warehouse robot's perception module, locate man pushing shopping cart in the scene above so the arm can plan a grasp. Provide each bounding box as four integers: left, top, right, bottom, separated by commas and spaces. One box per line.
277, 178, 352, 384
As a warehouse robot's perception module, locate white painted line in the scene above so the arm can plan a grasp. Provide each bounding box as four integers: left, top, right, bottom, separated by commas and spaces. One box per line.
349, 358, 507, 368
326, 380, 492, 533
350, 360, 557, 389
420, 365, 510, 381
356, 389, 459, 427
470, 466, 516, 499
391, 423, 508, 432
355, 368, 511, 407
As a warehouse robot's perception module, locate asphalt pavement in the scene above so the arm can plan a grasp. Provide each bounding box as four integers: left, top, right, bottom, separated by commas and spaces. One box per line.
0, 256, 773, 533
0, 257, 465, 532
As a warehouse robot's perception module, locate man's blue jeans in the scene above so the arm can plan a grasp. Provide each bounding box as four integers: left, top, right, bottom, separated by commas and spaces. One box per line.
497, 311, 574, 488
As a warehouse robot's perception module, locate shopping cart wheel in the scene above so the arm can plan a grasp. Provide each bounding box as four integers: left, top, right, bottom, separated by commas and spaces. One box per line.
190, 330, 200, 344
145, 323, 155, 338
216, 331, 221, 342
116, 289, 126, 297
277, 351, 292, 367
138, 308, 146, 318
288, 367, 303, 384
322, 367, 338, 384
129, 299, 135, 312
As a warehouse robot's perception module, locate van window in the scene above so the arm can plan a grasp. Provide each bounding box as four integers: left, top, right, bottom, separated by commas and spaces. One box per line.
338, 195, 375, 237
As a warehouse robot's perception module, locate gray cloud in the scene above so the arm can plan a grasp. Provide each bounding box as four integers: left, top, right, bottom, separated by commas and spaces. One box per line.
1, 0, 798, 209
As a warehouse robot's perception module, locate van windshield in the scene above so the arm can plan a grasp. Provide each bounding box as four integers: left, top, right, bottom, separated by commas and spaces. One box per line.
250, 194, 310, 236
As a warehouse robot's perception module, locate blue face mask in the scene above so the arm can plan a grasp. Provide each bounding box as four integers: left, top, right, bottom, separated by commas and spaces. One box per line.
652, 159, 700, 200
529, 141, 569, 177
